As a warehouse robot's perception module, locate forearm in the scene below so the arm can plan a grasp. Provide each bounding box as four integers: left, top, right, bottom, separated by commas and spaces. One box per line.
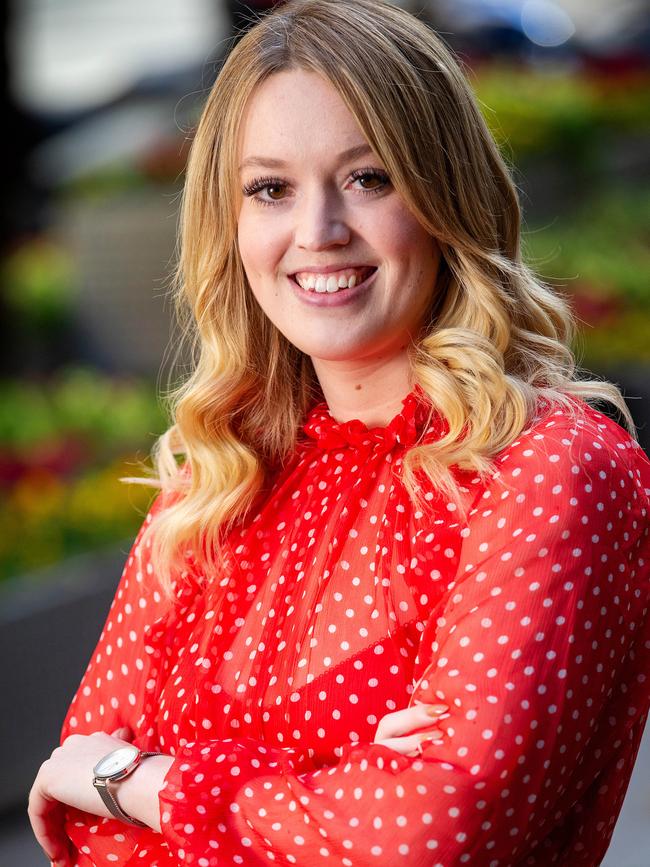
115, 755, 175, 833
157, 736, 499, 864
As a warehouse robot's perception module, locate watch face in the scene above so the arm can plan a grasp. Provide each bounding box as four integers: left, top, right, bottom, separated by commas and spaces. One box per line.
93, 745, 139, 779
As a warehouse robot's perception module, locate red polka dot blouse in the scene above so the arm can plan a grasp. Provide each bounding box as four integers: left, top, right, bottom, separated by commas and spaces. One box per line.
60, 388, 650, 866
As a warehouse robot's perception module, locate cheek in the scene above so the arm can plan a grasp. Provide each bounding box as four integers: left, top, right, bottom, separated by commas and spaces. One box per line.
394, 215, 439, 280
237, 211, 261, 276
372, 204, 428, 267
238, 211, 287, 281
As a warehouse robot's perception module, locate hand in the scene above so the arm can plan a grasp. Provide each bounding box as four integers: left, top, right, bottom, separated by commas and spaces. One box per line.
28, 726, 133, 867
373, 701, 449, 756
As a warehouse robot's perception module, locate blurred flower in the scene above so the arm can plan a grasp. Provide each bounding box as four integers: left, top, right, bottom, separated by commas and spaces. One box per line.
0, 368, 164, 583
0, 455, 156, 582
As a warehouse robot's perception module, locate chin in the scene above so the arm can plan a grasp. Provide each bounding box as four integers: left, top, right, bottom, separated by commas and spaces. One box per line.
298, 339, 358, 359
308, 348, 378, 365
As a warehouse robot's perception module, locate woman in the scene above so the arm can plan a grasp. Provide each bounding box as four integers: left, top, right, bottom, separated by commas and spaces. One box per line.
29, 1, 650, 865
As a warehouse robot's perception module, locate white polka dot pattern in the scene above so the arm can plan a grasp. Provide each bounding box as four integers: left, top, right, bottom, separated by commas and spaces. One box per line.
59, 389, 650, 866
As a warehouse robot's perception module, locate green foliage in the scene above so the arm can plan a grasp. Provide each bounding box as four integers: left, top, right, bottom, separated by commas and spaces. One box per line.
473, 66, 650, 161
1, 238, 77, 324
576, 311, 650, 367
475, 65, 598, 159
523, 188, 650, 363
523, 189, 650, 307
0, 366, 167, 453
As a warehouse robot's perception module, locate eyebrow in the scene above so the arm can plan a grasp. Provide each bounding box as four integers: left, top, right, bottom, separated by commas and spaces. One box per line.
238, 143, 374, 172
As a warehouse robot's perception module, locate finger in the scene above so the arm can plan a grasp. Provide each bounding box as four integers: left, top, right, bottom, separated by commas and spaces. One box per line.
27, 788, 72, 866
374, 703, 448, 741
415, 732, 446, 754
377, 734, 423, 755
28, 803, 68, 863
111, 726, 133, 739
377, 729, 444, 756
413, 699, 449, 714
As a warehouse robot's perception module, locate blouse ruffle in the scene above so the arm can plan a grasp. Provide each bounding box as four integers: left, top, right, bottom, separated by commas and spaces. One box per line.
302, 384, 446, 453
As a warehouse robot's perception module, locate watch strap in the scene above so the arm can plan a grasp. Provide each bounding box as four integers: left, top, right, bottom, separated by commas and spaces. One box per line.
94, 750, 161, 827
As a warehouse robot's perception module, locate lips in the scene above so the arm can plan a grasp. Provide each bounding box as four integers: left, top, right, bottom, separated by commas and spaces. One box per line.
288, 265, 378, 308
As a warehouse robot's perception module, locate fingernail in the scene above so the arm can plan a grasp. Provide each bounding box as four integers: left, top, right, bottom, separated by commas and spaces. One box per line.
421, 728, 444, 740
426, 704, 448, 716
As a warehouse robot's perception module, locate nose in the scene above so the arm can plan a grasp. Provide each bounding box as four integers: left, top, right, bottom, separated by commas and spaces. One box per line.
294, 186, 350, 250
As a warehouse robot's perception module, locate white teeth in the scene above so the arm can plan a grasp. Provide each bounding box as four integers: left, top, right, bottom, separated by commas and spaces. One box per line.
294, 269, 372, 292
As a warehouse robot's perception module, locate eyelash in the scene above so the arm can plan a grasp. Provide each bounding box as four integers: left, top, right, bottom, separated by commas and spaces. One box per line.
241, 167, 391, 207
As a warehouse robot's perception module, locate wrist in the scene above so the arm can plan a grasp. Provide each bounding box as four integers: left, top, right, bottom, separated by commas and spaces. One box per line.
114, 754, 175, 832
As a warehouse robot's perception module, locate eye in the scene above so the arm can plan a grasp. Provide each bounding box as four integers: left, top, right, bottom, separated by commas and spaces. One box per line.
242, 176, 289, 205
349, 168, 390, 194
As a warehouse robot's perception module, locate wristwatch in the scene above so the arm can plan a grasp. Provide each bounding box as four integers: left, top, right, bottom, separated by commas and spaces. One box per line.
92, 745, 161, 826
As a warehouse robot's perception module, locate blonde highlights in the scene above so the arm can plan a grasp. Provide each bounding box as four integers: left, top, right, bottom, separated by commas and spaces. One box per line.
129, 0, 634, 595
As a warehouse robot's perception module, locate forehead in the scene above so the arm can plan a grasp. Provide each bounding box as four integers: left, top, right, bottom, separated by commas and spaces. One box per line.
238, 69, 370, 166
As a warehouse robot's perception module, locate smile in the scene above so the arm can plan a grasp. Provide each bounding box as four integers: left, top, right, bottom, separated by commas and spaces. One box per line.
291, 266, 376, 293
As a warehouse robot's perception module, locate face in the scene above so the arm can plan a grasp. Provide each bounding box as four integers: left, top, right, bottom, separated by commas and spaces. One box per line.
237, 69, 440, 365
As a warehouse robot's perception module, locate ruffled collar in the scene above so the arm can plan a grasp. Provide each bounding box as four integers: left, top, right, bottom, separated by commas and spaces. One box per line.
302, 385, 445, 454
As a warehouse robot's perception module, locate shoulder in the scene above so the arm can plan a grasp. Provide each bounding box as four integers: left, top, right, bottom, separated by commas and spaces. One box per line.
456, 400, 650, 605
489, 397, 649, 502
464, 398, 650, 548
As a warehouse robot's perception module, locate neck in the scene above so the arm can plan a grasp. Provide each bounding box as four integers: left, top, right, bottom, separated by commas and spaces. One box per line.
311, 348, 413, 427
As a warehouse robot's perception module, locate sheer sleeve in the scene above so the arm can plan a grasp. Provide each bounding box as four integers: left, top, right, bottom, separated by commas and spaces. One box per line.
59, 489, 189, 865
157, 411, 650, 865
60, 490, 173, 744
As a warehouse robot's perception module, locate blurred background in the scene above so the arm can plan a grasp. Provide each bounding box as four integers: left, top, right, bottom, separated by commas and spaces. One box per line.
0, 0, 648, 863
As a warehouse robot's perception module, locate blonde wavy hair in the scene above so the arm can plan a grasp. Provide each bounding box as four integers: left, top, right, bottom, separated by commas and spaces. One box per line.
128, 0, 634, 597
